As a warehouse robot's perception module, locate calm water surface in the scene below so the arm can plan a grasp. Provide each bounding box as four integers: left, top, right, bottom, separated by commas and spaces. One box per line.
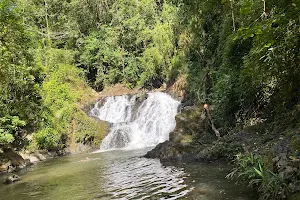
0, 148, 256, 200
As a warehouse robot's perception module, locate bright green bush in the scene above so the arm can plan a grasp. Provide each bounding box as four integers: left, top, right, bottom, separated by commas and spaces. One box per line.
33, 62, 87, 150
0, 116, 26, 146
34, 128, 63, 150
30, 55, 108, 151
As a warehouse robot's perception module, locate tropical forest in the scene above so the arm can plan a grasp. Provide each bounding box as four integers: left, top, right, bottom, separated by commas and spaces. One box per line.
0, 0, 300, 199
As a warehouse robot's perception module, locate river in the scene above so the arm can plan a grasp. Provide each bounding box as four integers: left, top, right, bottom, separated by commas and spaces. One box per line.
0, 92, 257, 199
0, 148, 256, 200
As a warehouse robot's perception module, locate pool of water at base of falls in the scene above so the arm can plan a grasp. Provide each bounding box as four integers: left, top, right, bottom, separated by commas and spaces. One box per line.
0, 148, 257, 200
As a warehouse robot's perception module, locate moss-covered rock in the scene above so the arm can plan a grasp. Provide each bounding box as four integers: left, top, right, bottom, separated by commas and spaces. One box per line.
67, 109, 108, 153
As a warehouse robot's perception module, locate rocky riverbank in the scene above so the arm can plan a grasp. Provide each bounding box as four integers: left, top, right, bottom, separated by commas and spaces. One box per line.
145, 104, 298, 162
0, 148, 61, 174
145, 104, 300, 199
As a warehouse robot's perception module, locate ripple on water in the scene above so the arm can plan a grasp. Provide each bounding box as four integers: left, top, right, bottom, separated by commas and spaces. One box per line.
101, 156, 192, 200
0, 148, 256, 200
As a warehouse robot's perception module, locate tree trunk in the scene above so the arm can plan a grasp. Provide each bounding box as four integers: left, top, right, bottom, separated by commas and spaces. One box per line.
230, 0, 236, 32
204, 104, 220, 138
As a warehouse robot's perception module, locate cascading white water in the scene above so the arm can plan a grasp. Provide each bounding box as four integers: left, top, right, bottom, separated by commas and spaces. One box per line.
90, 92, 180, 150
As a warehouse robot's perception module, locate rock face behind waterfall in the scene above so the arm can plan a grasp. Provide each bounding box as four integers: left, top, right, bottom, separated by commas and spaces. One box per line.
91, 92, 180, 150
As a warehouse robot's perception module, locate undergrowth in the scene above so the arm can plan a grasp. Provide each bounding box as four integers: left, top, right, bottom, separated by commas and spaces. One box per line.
227, 153, 300, 200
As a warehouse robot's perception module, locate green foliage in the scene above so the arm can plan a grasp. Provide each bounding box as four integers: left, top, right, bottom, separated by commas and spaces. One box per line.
209, 137, 244, 161
33, 62, 85, 150
177, 0, 300, 130
0, 116, 26, 146
17, 0, 79, 49
29, 49, 108, 151
227, 153, 300, 199
34, 127, 63, 150
79, 0, 180, 89
0, 0, 42, 148
80, 28, 125, 90
1, 0, 111, 151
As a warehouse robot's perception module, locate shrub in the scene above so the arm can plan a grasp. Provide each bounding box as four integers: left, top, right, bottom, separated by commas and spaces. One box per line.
227, 153, 300, 200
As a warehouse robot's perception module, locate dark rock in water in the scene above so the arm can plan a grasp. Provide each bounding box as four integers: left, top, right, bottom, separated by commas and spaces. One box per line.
145, 141, 169, 159
4, 174, 20, 184
145, 140, 202, 162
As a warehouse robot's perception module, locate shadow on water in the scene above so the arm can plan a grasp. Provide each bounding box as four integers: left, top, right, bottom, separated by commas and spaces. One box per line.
0, 148, 256, 200
163, 160, 258, 200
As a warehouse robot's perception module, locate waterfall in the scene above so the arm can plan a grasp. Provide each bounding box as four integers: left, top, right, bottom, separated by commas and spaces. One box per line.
90, 92, 180, 150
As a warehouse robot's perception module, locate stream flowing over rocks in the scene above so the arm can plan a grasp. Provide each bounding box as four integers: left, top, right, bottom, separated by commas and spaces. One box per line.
0, 92, 257, 200
91, 92, 180, 150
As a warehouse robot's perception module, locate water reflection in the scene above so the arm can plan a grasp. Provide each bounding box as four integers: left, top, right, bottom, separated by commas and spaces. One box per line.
101, 156, 192, 199
0, 148, 256, 200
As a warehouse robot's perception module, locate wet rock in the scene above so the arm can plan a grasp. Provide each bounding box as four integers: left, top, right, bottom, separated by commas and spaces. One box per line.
1, 148, 28, 172
34, 151, 47, 161
4, 174, 20, 184
136, 92, 147, 103
145, 141, 169, 159
7, 166, 17, 173
145, 139, 202, 162
0, 165, 7, 173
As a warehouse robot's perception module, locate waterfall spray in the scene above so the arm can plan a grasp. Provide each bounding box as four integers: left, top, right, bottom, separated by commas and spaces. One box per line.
90, 92, 180, 150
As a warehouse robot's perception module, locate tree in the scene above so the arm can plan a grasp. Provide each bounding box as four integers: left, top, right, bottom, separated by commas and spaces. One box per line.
80, 0, 180, 89
0, 0, 42, 148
